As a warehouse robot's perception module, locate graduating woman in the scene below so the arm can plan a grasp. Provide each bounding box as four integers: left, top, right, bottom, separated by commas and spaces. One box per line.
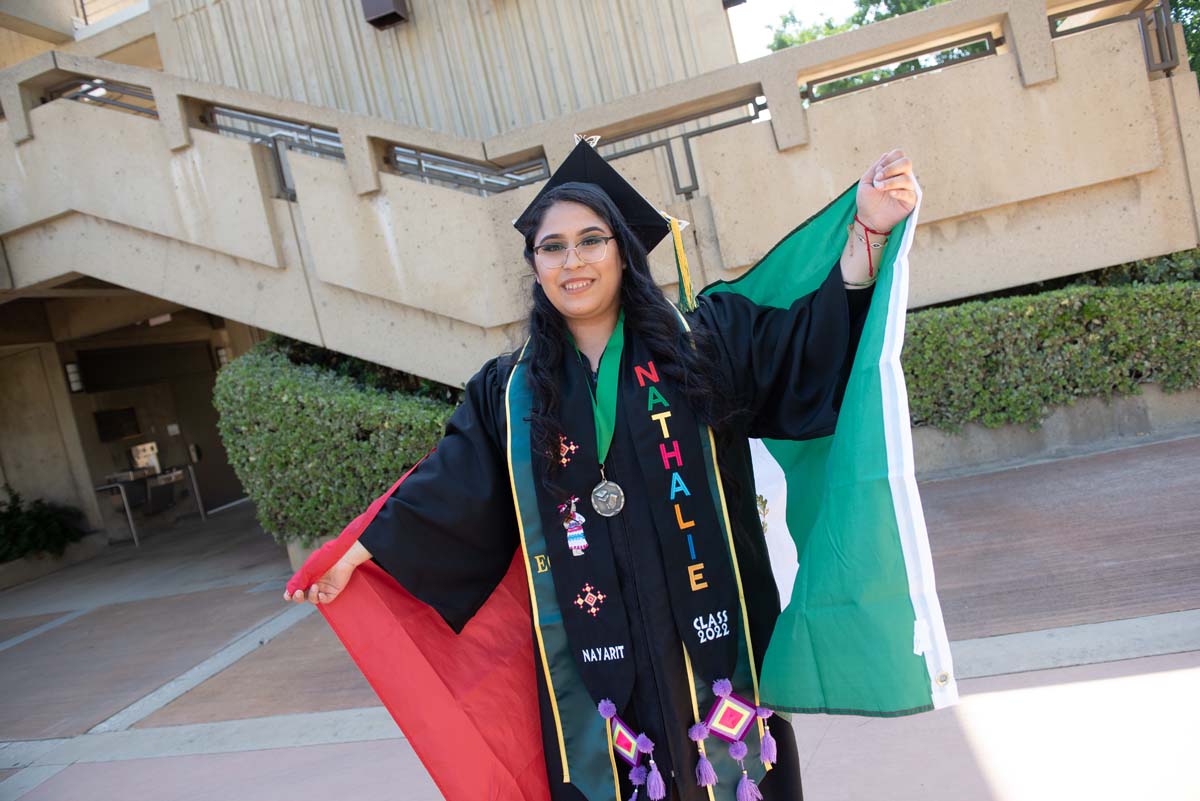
285, 139, 953, 801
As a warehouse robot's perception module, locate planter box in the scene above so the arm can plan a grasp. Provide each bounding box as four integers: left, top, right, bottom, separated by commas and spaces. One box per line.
914, 384, 1200, 479
286, 539, 321, 573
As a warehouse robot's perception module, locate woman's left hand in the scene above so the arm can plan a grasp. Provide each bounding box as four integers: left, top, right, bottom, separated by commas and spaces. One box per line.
855, 149, 919, 233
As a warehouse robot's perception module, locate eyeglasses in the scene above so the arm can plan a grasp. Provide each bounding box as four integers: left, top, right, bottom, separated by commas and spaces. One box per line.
533, 235, 615, 269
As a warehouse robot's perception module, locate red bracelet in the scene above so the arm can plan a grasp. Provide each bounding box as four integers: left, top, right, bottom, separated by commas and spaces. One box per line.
853, 213, 891, 278
853, 213, 892, 236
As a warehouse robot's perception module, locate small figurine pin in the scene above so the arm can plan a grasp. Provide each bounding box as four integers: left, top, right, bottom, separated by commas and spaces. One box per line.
558, 495, 588, 556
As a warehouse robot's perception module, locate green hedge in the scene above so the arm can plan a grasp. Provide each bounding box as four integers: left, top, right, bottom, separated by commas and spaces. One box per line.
903, 282, 1200, 431
213, 342, 455, 548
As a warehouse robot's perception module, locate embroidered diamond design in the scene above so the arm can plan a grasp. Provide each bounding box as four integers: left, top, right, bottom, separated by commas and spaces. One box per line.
574, 583, 607, 617
610, 714, 641, 766
719, 706, 746, 730
704, 692, 757, 743
559, 435, 579, 467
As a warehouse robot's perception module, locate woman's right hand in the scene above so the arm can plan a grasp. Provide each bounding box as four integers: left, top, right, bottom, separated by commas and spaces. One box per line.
284, 555, 357, 606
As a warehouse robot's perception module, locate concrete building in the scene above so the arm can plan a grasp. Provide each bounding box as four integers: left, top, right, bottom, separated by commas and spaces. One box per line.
0, 0, 1197, 550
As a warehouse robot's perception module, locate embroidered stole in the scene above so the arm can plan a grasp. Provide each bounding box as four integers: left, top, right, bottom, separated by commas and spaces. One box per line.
506, 323, 770, 801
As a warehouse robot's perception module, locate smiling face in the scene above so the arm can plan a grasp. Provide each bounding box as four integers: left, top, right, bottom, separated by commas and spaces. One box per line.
532, 200, 624, 326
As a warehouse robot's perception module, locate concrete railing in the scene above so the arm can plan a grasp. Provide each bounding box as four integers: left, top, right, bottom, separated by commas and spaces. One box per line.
1, 0, 1197, 385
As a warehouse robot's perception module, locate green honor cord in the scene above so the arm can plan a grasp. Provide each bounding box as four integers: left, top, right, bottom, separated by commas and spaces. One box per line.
573, 308, 624, 465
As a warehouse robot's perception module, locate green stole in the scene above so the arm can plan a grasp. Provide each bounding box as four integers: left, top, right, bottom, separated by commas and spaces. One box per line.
504, 331, 771, 801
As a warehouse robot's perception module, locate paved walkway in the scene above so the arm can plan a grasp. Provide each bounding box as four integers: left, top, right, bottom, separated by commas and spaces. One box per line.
1, 437, 1197, 801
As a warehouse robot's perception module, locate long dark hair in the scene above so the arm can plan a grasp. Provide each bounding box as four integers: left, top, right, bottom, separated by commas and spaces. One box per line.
515, 182, 741, 473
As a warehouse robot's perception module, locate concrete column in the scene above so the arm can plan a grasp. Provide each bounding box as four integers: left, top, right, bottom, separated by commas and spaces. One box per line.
0, 50, 56, 143
1005, 0, 1057, 87
762, 70, 809, 152
340, 125, 382, 196
1167, 70, 1200, 240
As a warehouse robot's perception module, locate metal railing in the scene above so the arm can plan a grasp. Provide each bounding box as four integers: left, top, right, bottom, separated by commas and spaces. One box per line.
45, 77, 157, 118
203, 105, 550, 200
74, 0, 142, 28
203, 106, 343, 201
384, 145, 548, 195
1050, 0, 1178, 74
803, 32, 1002, 103
796, 0, 1175, 104
598, 98, 769, 198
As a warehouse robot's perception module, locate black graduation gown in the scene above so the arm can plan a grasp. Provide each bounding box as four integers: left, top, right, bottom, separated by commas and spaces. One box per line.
359, 267, 872, 801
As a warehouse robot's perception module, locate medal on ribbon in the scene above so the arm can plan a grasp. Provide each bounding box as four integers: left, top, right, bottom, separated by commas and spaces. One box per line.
578, 309, 626, 517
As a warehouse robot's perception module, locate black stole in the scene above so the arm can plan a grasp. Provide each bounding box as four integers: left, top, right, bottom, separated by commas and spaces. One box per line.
530, 321, 741, 710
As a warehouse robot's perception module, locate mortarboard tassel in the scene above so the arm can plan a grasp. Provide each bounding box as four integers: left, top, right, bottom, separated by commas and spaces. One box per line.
756, 706, 777, 766
688, 722, 718, 787
666, 214, 697, 313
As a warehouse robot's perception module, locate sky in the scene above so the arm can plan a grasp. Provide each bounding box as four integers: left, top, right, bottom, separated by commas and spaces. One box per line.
726, 0, 859, 62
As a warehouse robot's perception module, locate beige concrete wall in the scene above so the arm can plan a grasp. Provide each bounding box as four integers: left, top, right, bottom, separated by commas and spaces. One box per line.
0, 0, 75, 44
0, 343, 104, 530
693, 21, 1196, 305
0, 28, 53, 69
0, 100, 284, 269
0, 347, 81, 503
151, 0, 737, 140
0, 2, 1196, 387
0, 0, 158, 68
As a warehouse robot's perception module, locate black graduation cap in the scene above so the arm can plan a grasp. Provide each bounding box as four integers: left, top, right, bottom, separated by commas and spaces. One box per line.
513, 135, 675, 255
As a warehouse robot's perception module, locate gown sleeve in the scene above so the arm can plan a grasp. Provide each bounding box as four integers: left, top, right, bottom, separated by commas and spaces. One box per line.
356, 356, 519, 634
689, 261, 873, 441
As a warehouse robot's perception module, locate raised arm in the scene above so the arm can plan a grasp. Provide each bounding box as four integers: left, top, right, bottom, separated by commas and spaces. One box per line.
690, 265, 872, 441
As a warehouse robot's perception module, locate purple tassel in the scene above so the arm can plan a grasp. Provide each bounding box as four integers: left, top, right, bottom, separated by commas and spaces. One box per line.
755, 705, 777, 765
695, 751, 718, 787
629, 765, 648, 786
737, 770, 764, 801
635, 733, 655, 755
688, 721, 717, 786
728, 739, 749, 761
598, 698, 617, 720
712, 678, 733, 698
626, 791, 638, 801
760, 727, 777, 765
646, 759, 666, 800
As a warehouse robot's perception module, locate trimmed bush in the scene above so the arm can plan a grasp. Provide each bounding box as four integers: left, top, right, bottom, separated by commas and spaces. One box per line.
213, 341, 455, 547
0, 485, 87, 563
903, 282, 1200, 431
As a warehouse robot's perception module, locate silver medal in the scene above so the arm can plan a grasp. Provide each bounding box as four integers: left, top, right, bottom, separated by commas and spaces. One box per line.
590, 479, 625, 517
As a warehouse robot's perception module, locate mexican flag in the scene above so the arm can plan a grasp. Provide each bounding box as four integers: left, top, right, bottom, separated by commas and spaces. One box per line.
701, 178, 959, 716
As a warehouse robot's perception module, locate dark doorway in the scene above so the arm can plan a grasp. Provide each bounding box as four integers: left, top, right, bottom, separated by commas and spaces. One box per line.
77, 340, 244, 513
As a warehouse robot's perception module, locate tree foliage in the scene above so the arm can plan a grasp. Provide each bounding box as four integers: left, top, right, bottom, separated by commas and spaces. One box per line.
1176, 0, 1199, 80
768, 0, 1198, 92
